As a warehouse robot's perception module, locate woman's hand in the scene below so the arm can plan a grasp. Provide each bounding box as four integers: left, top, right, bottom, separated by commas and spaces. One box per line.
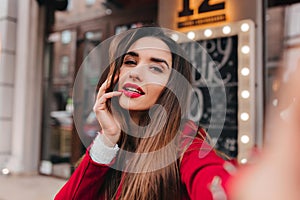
93, 76, 122, 147
230, 66, 300, 200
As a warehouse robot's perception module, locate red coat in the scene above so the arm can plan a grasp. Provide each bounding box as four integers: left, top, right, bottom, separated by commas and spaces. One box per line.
55, 126, 234, 200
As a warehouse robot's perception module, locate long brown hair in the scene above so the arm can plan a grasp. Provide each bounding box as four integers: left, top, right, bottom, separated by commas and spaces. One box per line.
96, 27, 197, 200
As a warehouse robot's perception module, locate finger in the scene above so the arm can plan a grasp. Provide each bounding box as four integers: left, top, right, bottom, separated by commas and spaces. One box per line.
97, 79, 110, 100
94, 91, 122, 111
99, 91, 122, 104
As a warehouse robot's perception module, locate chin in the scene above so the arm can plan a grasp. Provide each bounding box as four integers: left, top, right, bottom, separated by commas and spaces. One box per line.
118, 99, 148, 111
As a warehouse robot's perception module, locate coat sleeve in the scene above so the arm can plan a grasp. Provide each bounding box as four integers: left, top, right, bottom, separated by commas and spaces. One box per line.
54, 149, 112, 200
180, 128, 236, 200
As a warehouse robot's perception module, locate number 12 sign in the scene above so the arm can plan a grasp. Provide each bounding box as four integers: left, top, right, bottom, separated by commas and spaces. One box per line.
177, 0, 227, 28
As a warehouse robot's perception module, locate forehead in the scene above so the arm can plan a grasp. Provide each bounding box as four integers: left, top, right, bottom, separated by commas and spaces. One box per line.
128, 37, 171, 53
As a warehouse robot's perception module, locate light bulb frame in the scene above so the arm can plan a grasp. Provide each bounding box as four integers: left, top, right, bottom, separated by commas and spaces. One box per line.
179, 20, 255, 165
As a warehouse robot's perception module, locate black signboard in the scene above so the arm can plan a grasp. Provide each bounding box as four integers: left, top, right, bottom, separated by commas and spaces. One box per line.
178, 0, 227, 28
268, 0, 300, 7
181, 35, 238, 157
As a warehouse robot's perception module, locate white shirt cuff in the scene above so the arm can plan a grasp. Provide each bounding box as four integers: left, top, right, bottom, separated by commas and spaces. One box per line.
89, 133, 119, 164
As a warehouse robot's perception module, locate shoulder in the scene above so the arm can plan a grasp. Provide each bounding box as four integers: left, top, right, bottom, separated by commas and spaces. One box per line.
180, 121, 236, 174
180, 137, 231, 171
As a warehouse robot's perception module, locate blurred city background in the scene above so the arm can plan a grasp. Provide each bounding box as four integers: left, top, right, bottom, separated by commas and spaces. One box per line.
0, 0, 300, 199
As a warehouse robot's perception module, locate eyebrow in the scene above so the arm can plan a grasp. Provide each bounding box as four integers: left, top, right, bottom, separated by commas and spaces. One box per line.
125, 51, 170, 69
125, 51, 139, 57
150, 57, 170, 69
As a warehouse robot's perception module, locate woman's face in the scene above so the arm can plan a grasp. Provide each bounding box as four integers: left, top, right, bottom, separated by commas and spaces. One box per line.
118, 37, 172, 111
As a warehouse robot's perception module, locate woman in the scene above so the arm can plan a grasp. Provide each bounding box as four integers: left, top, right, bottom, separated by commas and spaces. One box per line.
55, 27, 234, 200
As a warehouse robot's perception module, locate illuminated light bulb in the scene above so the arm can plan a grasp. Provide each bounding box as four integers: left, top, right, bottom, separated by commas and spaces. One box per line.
241, 23, 250, 32
241, 112, 249, 121
171, 33, 179, 41
187, 31, 195, 40
241, 45, 250, 54
241, 67, 250, 76
241, 90, 250, 99
272, 79, 280, 92
222, 26, 231, 35
273, 98, 278, 107
241, 135, 250, 144
2, 168, 10, 175
105, 8, 112, 15
204, 29, 213, 37
241, 158, 248, 164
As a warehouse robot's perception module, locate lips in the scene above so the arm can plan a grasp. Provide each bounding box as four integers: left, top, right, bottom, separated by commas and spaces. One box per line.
121, 83, 145, 98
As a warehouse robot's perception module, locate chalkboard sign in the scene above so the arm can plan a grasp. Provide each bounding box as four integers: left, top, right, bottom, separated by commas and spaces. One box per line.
180, 35, 238, 157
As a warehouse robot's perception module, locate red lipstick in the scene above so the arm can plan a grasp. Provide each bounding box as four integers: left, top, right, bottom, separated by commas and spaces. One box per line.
122, 83, 145, 98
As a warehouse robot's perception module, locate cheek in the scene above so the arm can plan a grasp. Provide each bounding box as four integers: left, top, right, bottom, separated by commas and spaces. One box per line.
147, 85, 165, 98
118, 68, 127, 89
118, 68, 126, 79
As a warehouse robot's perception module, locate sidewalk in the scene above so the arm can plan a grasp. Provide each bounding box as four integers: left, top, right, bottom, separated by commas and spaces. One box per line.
0, 174, 66, 200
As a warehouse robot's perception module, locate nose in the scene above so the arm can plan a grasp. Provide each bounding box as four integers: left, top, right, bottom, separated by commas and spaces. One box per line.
128, 65, 144, 82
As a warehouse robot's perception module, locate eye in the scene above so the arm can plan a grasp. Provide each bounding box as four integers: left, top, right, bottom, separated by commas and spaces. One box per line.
124, 60, 137, 65
149, 65, 163, 73
123, 55, 137, 66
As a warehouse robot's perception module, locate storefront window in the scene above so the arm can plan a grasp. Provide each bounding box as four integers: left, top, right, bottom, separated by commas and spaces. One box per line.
40, 30, 76, 178
61, 30, 72, 44
59, 56, 69, 77
81, 30, 103, 140
86, 0, 96, 6
67, 0, 73, 11
265, 2, 300, 141
115, 22, 148, 35
72, 30, 103, 155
